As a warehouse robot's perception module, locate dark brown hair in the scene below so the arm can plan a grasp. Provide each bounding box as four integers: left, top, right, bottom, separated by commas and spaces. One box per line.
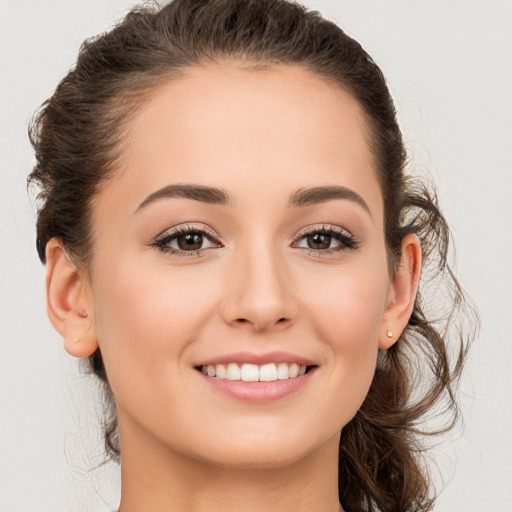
28, 1, 476, 510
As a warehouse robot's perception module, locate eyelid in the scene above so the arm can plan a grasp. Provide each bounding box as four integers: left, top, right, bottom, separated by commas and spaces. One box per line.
151, 222, 359, 257
291, 223, 360, 252
152, 223, 223, 256
294, 223, 354, 240
155, 222, 219, 242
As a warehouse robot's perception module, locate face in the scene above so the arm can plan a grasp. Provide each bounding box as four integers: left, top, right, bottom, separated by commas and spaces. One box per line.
83, 64, 396, 468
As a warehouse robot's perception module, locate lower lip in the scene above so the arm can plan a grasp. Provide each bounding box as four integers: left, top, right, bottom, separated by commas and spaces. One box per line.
197, 368, 316, 403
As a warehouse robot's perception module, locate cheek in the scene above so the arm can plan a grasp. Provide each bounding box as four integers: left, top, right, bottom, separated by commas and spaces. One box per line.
89, 257, 217, 389
299, 260, 388, 395
303, 260, 387, 339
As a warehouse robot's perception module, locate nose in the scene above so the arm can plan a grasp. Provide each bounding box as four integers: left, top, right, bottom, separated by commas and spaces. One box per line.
220, 243, 297, 333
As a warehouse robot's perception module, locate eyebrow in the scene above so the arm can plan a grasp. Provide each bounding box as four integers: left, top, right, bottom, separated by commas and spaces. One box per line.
288, 186, 371, 215
135, 183, 371, 216
136, 184, 232, 212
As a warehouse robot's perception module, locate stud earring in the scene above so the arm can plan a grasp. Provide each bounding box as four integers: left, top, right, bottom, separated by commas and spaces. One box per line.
386, 330, 393, 338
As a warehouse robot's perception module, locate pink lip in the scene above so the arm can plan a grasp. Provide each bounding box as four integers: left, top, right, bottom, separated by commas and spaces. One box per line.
197, 368, 316, 403
195, 351, 316, 367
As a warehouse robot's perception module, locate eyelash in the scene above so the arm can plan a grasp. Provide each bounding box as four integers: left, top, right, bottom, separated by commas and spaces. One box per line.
153, 224, 359, 258
153, 224, 220, 257
292, 225, 360, 254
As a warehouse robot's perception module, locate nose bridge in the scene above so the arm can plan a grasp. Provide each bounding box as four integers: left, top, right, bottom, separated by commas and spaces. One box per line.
221, 231, 296, 332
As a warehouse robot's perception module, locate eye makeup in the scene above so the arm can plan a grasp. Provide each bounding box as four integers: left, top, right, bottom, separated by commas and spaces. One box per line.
153, 224, 222, 257
151, 222, 360, 258
291, 224, 360, 255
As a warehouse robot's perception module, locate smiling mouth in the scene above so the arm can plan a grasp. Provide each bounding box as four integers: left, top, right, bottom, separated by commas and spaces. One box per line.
196, 362, 315, 382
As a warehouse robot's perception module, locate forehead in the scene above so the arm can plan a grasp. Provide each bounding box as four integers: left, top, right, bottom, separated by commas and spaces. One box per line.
97, 63, 382, 223
123, 63, 374, 168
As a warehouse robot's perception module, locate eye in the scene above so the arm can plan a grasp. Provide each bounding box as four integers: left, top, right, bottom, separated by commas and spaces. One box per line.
293, 225, 359, 253
153, 225, 221, 256
297, 232, 340, 250
173, 232, 210, 251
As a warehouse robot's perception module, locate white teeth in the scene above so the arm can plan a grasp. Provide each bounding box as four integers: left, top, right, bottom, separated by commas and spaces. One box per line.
226, 363, 241, 380
215, 364, 226, 379
259, 363, 278, 381
241, 363, 259, 382
200, 362, 309, 381
277, 362, 289, 380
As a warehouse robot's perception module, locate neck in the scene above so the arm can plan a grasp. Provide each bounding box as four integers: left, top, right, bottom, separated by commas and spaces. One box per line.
117, 414, 343, 512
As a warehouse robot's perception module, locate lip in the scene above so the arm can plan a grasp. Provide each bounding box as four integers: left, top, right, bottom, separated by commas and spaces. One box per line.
197, 368, 316, 402
194, 351, 318, 403
195, 351, 317, 367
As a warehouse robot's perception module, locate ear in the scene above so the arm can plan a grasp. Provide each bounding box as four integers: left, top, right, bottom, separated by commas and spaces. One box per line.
379, 233, 422, 350
45, 238, 98, 358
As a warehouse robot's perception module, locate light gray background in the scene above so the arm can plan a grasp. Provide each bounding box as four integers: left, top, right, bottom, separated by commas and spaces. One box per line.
1, 1, 511, 511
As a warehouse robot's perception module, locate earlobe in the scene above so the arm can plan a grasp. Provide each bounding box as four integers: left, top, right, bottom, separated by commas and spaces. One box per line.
379, 233, 422, 350
45, 238, 98, 358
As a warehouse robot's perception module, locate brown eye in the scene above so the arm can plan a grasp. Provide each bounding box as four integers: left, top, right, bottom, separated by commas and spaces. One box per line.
177, 233, 204, 250
293, 226, 359, 253
154, 227, 219, 255
306, 233, 332, 250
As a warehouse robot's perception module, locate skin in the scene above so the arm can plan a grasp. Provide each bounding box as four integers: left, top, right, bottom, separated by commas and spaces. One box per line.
45, 63, 421, 512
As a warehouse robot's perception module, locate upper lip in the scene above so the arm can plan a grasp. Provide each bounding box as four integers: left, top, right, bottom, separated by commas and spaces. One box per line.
195, 351, 317, 367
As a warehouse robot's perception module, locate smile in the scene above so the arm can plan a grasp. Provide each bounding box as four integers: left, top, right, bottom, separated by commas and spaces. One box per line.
195, 352, 317, 401
200, 362, 308, 382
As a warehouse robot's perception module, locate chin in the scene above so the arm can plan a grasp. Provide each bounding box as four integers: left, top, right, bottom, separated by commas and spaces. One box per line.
195, 445, 313, 471
182, 424, 340, 471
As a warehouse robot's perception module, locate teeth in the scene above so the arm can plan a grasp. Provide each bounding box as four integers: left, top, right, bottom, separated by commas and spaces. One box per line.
277, 362, 289, 380
241, 363, 259, 382
201, 362, 308, 381
216, 364, 226, 379
226, 363, 241, 380
259, 363, 278, 381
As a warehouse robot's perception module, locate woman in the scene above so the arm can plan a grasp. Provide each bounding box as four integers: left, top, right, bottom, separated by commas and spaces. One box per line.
28, 0, 474, 510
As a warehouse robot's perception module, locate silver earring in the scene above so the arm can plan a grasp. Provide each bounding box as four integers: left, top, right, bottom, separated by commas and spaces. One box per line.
386, 330, 393, 338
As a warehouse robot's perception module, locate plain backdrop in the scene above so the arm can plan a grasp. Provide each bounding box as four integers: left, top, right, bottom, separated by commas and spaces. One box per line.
1, 1, 511, 511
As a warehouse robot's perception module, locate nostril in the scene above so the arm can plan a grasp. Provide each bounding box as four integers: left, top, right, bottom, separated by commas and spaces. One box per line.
232, 317, 289, 329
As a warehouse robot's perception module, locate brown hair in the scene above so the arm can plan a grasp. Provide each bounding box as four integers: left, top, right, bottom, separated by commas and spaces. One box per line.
28, 1, 476, 510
